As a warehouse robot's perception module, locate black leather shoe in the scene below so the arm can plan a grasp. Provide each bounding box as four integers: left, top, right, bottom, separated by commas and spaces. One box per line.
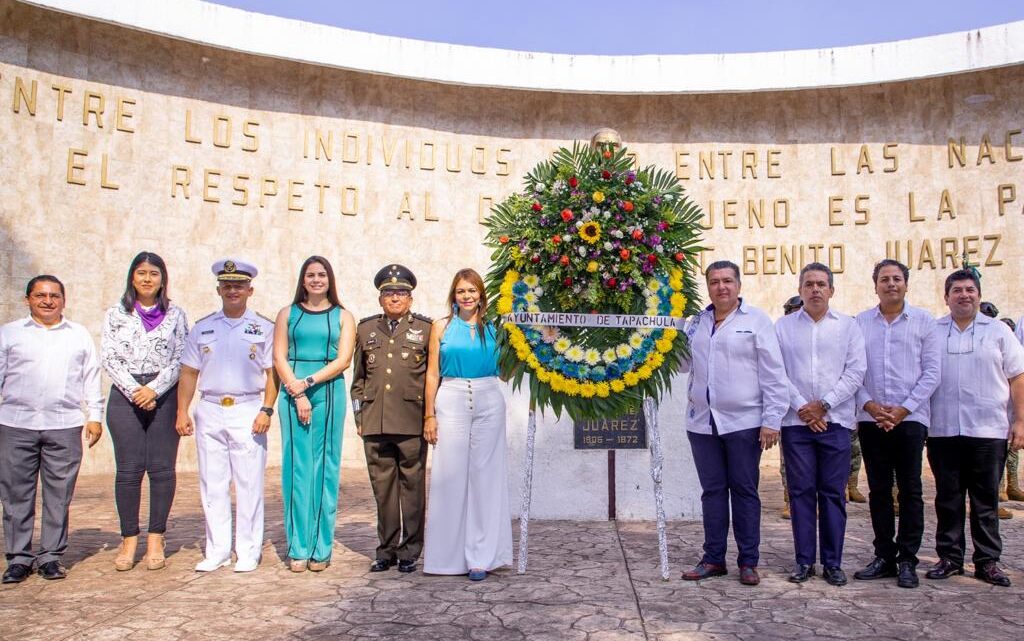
681, 562, 727, 581
37, 561, 67, 580
2, 564, 32, 584
397, 560, 417, 574
369, 558, 396, 573
788, 564, 815, 583
974, 561, 1011, 587
853, 557, 896, 580
896, 561, 919, 588
823, 566, 848, 586
925, 558, 964, 580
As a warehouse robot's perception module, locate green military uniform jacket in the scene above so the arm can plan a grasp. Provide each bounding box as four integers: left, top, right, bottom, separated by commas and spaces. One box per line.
350, 312, 432, 436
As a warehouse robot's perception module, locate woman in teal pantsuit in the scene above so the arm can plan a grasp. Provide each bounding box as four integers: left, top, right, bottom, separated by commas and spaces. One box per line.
273, 256, 356, 572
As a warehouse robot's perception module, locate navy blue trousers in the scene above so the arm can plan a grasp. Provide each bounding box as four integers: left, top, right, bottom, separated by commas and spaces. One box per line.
781, 423, 851, 568
687, 426, 762, 567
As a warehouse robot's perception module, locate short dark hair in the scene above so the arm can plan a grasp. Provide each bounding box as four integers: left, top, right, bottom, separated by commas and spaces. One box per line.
872, 259, 909, 284
979, 301, 999, 318
26, 275, 64, 298
705, 260, 740, 284
783, 296, 803, 314
943, 269, 981, 296
1002, 317, 1017, 332
799, 262, 834, 288
121, 251, 171, 313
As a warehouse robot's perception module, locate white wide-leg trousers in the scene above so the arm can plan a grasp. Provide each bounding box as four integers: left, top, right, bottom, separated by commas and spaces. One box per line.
423, 377, 512, 574
194, 399, 268, 564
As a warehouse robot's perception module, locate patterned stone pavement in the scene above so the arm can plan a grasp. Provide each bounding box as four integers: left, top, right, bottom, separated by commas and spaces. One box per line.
0, 464, 1021, 641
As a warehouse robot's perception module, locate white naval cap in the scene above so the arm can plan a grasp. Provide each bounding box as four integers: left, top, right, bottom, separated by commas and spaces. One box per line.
211, 258, 258, 281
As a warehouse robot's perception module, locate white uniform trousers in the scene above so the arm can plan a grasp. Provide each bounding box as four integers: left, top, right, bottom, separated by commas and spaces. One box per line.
194, 398, 267, 564
423, 377, 512, 574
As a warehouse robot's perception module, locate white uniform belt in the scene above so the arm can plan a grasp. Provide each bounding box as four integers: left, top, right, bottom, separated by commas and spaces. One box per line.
200, 392, 263, 407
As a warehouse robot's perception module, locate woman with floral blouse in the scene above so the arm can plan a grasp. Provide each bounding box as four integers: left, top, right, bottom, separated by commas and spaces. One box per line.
100, 252, 189, 571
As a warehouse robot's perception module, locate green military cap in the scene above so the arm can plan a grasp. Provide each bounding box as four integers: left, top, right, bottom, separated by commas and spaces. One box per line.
374, 264, 416, 291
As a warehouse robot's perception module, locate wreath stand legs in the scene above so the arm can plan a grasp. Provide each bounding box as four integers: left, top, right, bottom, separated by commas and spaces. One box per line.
643, 397, 671, 581
516, 402, 538, 574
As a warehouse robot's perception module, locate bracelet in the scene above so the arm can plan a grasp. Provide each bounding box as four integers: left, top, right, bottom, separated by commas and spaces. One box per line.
295, 393, 307, 401
423, 415, 435, 419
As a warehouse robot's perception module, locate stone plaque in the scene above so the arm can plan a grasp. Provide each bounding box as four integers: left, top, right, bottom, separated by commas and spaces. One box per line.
574, 412, 647, 450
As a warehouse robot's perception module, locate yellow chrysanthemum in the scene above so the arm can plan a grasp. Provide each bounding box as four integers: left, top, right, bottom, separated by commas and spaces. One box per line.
592, 191, 605, 203
584, 349, 601, 366
497, 298, 513, 314
565, 346, 584, 363
554, 337, 571, 353
623, 372, 640, 387
549, 374, 564, 392
578, 221, 602, 244
527, 304, 541, 313
663, 328, 678, 341
602, 348, 618, 364
637, 366, 653, 380
523, 274, 540, 288
595, 382, 611, 398
670, 293, 686, 309
524, 292, 537, 304
587, 261, 599, 273
669, 277, 683, 291
628, 333, 644, 349
504, 321, 516, 332
610, 379, 626, 393
647, 278, 661, 292
580, 383, 596, 398
656, 339, 673, 353
647, 353, 665, 368
527, 355, 540, 369
564, 380, 581, 396
645, 295, 660, 310
537, 369, 552, 383
506, 270, 521, 282
616, 344, 633, 359
500, 283, 514, 297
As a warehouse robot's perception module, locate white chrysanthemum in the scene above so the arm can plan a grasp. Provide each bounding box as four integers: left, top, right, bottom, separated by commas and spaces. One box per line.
524, 292, 537, 304
616, 344, 633, 359
647, 278, 661, 292
533, 286, 544, 296
629, 333, 644, 349
523, 274, 540, 288
602, 348, 618, 364
554, 337, 571, 353
577, 246, 588, 257
639, 328, 654, 336
604, 242, 614, 251
527, 304, 541, 313
565, 345, 585, 363
584, 349, 601, 366
645, 295, 660, 310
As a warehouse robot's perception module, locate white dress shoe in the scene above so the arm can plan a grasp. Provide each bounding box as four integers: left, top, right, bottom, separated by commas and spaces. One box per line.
234, 558, 259, 573
194, 557, 231, 572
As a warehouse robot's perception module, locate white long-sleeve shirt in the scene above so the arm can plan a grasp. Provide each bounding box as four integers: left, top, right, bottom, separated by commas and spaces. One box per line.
0, 316, 104, 429
681, 300, 790, 434
854, 304, 941, 426
775, 308, 867, 430
930, 314, 1024, 439
100, 303, 189, 397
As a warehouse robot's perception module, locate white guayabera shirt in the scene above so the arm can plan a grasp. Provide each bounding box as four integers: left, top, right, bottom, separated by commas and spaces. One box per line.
775, 308, 867, 430
0, 316, 104, 429
680, 299, 790, 435
929, 314, 1024, 439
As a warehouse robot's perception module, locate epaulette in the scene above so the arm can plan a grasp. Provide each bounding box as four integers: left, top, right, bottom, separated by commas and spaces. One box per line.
195, 311, 217, 323
254, 311, 275, 324
412, 312, 433, 323
359, 314, 383, 324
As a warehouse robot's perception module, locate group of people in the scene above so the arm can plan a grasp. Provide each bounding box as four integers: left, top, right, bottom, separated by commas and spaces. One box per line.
681, 259, 1024, 589
2, 253, 1022, 590
0, 253, 511, 583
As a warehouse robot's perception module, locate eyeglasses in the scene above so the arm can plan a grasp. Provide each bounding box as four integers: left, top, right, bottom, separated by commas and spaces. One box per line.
946, 322, 975, 355
381, 289, 411, 298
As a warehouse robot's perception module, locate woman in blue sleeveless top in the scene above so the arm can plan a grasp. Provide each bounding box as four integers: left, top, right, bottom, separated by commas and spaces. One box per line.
273, 256, 356, 572
422, 268, 512, 580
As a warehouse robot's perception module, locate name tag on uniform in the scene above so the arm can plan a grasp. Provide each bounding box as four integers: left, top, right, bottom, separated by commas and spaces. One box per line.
406, 329, 424, 343
364, 338, 378, 347
201, 330, 215, 335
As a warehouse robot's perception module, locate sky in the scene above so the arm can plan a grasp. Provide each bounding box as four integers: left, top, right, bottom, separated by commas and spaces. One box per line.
210, 0, 1024, 55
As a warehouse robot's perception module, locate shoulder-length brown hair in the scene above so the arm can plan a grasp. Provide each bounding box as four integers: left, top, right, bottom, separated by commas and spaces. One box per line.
291, 256, 342, 307
445, 268, 488, 342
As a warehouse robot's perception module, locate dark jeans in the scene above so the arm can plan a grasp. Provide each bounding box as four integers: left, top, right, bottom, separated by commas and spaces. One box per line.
782, 423, 851, 568
106, 383, 180, 536
926, 435, 1006, 566
858, 420, 926, 565
687, 426, 763, 567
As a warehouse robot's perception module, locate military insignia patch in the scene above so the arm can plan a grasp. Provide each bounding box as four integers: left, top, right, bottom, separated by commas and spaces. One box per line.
368, 353, 376, 364
243, 322, 263, 336
405, 329, 424, 343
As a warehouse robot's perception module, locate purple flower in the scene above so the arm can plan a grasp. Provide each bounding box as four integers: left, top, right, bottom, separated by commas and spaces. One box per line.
539, 216, 549, 227
649, 234, 662, 246
615, 214, 624, 222
589, 250, 600, 258
549, 254, 559, 263
618, 282, 629, 291
641, 262, 654, 274
653, 196, 663, 205
656, 221, 668, 232
612, 240, 622, 249
627, 171, 636, 180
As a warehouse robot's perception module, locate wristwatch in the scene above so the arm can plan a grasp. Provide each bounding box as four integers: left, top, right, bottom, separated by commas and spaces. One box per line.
259, 406, 274, 417
304, 375, 316, 387
820, 399, 832, 412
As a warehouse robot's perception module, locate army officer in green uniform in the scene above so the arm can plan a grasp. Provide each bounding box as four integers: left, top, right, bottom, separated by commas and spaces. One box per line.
351, 265, 432, 573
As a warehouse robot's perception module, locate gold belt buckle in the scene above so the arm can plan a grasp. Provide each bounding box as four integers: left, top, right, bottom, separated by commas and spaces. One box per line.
220, 396, 235, 407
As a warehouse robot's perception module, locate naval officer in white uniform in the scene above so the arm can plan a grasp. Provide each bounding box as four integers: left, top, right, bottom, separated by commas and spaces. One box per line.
175, 259, 278, 572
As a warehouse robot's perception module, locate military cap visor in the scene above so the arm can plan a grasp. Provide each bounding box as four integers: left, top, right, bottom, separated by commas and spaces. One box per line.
374, 264, 417, 291
212, 259, 258, 281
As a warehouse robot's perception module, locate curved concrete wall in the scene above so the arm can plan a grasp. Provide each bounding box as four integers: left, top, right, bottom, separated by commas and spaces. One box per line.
2, 0, 1022, 518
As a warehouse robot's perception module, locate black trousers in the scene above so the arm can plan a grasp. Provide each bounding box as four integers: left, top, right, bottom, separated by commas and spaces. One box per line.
926, 435, 1006, 566
858, 420, 926, 565
106, 384, 180, 536
363, 434, 427, 562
